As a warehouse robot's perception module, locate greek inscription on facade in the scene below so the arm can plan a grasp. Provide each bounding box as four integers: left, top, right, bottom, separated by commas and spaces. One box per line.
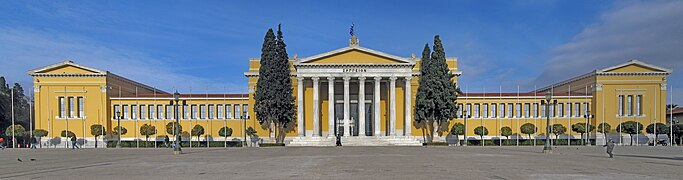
343, 68, 366, 73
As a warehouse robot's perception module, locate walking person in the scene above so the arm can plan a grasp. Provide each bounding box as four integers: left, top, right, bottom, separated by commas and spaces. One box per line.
603, 139, 615, 158
0, 136, 5, 150
30, 135, 37, 149
164, 135, 170, 148
71, 136, 79, 149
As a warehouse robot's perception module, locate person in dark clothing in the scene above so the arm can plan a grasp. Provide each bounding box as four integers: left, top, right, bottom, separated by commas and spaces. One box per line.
71, 136, 79, 149
30, 135, 37, 149
164, 135, 170, 148
0, 136, 5, 150
603, 139, 615, 158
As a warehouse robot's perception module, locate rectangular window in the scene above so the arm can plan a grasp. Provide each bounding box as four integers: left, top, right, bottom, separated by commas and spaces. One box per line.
183, 105, 188, 119
516, 103, 522, 118
149, 105, 155, 119
618, 95, 624, 116
191, 105, 198, 119
566, 103, 571, 117
68, 97, 75, 118
157, 105, 163, 119
59, 97, 65, 118
558, 103, 564, 117
474, 104, 480, 118
627, 95, 633, 116
584, 103, 589, 117
131, 105, 138, 120
113, 105, 120, 119
549, 104, 555, 117
200, 105, 206, 119
541, 104, 546, 117
499, 104, 504, 118
457, 104, 463, 117
123, 105, 129, 119
77, 97, 84, 118
234, 104, 241, 119
574, 103, 580, 117
209, 105, 215, 119
524, 103, 530, 118
507, 104, 513, 118
532, 103, 538, 118
166, 105, 172, 119
465, 104, 471, 117
217, 105, 223, 119
491, 103, 497, 118
243, 104, 248, 118
226, 104, 233, 119
140, 105, 146, 119
482, 104, 488, 118
636, 95, 642, 116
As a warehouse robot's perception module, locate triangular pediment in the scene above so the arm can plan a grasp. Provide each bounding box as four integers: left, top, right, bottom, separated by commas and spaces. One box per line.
598, 59, 672, 73
294, 46, 414, 65
27, 60, 107, 76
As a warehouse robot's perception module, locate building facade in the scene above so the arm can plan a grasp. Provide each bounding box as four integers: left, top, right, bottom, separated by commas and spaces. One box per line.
29, 36, 671, 147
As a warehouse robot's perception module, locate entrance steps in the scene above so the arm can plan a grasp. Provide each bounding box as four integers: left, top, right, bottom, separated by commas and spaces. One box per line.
286, 136, 422, 146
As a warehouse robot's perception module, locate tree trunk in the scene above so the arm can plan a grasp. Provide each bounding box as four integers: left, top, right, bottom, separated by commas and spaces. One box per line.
425, 120, 434, 143
629, 134, 633, 146
95, 136, 98, 148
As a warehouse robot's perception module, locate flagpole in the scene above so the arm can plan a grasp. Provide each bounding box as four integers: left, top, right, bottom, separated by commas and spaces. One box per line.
516, 85, 519, 146
11, 88, 16, 148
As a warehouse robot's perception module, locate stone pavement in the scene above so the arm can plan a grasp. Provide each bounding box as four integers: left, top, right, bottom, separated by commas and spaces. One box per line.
0, 146, 681, 179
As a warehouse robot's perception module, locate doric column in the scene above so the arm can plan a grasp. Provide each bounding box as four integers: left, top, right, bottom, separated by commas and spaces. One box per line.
389, 76, 397, 136
358, 77, 366, 136
297, 76, 304, 137
343, 76, 351, 137
404, 76, 412, 136
327, 76, 335, 137
374, 77, 381, 136
312, 77, 320, 137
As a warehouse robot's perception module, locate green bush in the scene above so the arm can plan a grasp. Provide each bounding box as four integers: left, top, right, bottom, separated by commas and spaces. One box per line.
423, 142, 449, 146
106, 140, 242, 148
260, 143, 285, 147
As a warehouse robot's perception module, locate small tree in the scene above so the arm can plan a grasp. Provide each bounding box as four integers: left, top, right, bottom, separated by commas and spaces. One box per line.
571, 123, 594, 143
617, 121, 643, 146
90, 124, 106, 148
191, 124, 205, 141
246, 127, 257, 136
672, 124, 683, 145
500, 126, 512, 145
597, 122, 611, 144
140, 124, 156, 142
450, 123, 465, 136
520, 123, 536, 140
34, 129, 48, 148
646, 123, 668, 143
166, 122, 183, 141
474, 126, 488, 142
551, 124, 567, 143
60, 130, 75, 138
113, 126, 127, 136
219, 126, 233, 137
5, 125, 27, 138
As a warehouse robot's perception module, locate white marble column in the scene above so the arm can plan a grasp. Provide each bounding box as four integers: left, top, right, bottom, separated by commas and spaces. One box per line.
312, 77, 320, 137
404, 76, 412, 136
358, 77, 366, 136
327, 76, 335, 137
374, 76, 381, 136
389, 76, 397, 136
343, 76, 351, 137
297, 76, 304, 137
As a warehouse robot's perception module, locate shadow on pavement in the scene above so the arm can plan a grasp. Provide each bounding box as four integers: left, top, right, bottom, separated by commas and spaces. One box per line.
617, 154, 683, 161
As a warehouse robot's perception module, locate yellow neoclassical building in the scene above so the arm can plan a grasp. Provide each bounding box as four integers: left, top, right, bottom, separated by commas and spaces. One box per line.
29, 35, 671, 147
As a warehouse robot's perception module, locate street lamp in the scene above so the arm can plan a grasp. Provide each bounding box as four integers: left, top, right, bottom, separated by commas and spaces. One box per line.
541, 91, 557, 154
584, 111, 593, 146
460, 110, 471, 146
242, 115, 249, 147
116, 111, 122, 148
170, 90, 186, 155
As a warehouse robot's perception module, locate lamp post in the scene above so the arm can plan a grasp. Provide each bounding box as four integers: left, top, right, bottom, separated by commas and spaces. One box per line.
243, 115, 248, 147
541, 91, 556, 153
584, 110, 593, 146
171, 91, 185, 155
461, 110, 471, 146
116, 111, 122, 148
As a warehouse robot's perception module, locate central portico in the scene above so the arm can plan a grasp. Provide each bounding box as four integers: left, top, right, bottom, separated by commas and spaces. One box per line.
293, 37, 416, 138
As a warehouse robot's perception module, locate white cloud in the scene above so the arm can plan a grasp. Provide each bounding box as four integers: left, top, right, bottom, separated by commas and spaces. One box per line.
534, 1, 683, 104
0, 28, 245, 94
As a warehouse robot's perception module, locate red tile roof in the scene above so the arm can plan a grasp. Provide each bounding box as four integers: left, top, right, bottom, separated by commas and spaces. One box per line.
459, 92, 589, 97
117, 94, 249, 98
667, 107, 683, 115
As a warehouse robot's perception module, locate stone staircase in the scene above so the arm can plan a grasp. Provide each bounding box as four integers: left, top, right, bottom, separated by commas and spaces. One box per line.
286, 136, 422, 146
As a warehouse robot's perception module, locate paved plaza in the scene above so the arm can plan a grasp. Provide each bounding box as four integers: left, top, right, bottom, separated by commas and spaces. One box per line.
1, 146, 682, 179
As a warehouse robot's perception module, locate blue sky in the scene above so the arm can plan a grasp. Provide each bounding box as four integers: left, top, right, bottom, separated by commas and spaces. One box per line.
0, 1, 681, 104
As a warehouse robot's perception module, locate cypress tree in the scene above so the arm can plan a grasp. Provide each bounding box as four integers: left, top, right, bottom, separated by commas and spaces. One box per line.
254, 28, 276, 138
273, 24, 295, 143
414, 35, 459, 143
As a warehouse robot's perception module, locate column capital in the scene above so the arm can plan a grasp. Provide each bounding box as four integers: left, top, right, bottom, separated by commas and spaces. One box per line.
405, 76, 412, 81
389, 76, 397, 81
374, 76, 382, 81
297, 76, 304, 81
358, 76, 366, 81
312, 76, 320, 82
326, 76, 335, 81
343, 76, 351, 81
